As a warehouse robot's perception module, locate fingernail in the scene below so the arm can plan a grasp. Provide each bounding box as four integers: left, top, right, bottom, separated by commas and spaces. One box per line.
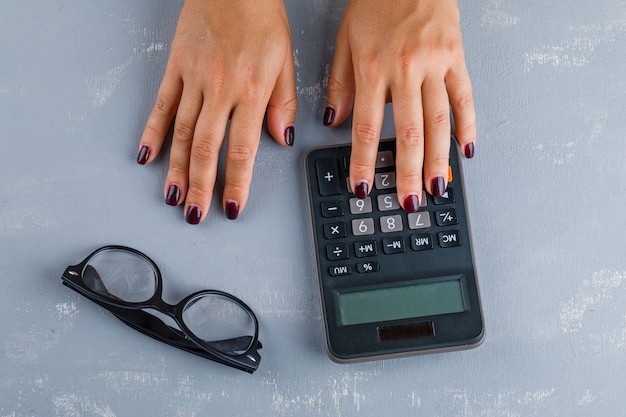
323, 106, 335, 126
403, 193, 420, 213
354, 181, 369, 200
165, 185, 180, 206
225, 200, 239, 220
284, 126, 295, 146
464, 142, 475, 159
431, 176, 446, 197
137, 145, 150, 165
185, 205, 202, 225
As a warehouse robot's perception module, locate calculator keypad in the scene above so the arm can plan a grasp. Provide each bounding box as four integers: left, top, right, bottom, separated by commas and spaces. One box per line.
317, 148, 461, 276
306, 139, 483, 361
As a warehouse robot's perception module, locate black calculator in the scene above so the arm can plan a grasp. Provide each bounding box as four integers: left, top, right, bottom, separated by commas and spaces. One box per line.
305, 138, 484, 363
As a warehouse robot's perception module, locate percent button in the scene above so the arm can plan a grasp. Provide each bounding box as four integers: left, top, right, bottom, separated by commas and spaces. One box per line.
357, 261, 380, 273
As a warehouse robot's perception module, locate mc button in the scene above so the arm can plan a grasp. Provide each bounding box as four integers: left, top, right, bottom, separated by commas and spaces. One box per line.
438, 231, 461, 248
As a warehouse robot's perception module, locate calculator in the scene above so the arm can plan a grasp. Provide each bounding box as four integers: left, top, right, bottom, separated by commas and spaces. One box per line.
305, 137, 484, 363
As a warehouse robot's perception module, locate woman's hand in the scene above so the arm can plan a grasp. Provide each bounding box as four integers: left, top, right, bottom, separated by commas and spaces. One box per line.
137, 0, 297, 223
324, 0, 475, 211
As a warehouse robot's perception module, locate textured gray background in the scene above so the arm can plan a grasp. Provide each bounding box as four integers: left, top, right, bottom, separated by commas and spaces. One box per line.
1, 0, 626, 416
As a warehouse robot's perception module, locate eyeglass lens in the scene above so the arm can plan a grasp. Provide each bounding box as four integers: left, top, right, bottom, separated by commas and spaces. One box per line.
82, 248, 256, 356
83, 249, 157, 302
182, 294, 256, 355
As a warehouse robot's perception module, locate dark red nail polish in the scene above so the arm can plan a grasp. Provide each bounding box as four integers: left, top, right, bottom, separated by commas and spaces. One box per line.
137, 145, 150, 165
431, 176, 446, 197
323, 106, 335, 126
285, 126, 295, 146
403, 194, 420, 213
355, 181, 369, 200
186, 205, 202, 225
464, 142, 475, 159
226, 200, 239, 220
166, 185, 180, 206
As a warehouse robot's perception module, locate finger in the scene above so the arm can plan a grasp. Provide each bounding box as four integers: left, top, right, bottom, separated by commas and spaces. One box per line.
392, 82, 425, 213
422, 75, 452, 197
349, 78, 386, 199
446, 62, 476, 159
162, 87, 203, 207
137, 71, 182, 165
222, 102, 266, 220
184, 100, 230, 224
266, 51, 298, 147
324, 23, 355, 127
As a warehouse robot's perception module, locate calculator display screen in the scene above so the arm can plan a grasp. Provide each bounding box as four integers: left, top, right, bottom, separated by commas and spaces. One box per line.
337, 279, 465, 326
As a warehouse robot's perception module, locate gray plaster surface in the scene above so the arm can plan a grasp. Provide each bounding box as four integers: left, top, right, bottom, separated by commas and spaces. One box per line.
1, 0, 625, 415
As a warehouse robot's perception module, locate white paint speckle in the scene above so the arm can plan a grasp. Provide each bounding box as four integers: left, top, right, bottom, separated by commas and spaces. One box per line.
53, 393, 117, 417
525, 16, 626, 71
577, 389, 597, 406
86, 60, 132, 107
560, 269, 625, 333
481, 0, 520, 29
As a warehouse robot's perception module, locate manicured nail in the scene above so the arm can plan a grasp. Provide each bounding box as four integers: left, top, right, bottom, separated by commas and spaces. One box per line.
225, 200, 239, 220
323, 106, 335, 126
354, 181, 369, 200
185, 205, 202, 225
165, 185, 180, 206
137, 145, 150, 165
284, 126, 295, 146
464, 142, 475, 159
403, 193, 420, 213
431, 176, 446, 197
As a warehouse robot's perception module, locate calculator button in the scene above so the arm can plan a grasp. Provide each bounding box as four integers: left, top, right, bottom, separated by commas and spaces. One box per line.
356, 261, 379, 273
433, 187, 455, 205
349, 197, 372, 214
438, 231, 461, 248
352, 218, 375, 236
420, 190, 428, 207
329, 265, 351, 277
316, 159, 342, 196
374, 172, 396, 190
321, 200, 344, 218
377, 193, 400, 212
354, 240, 377, 257
326, 243, 350, 260
407, 212, 431, 230
411, 233, 433, 251
376, 150, 394, 168
382, 237, 405, 254
323, 222, 347, 239
380, 215, 403, 233
435, 209, 458, 226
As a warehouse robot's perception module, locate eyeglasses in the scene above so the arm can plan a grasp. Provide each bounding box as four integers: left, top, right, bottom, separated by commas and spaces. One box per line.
61, 245, 261, 373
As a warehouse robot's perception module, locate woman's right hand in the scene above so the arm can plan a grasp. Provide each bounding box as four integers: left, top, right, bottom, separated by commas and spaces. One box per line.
137, 0, 298, 223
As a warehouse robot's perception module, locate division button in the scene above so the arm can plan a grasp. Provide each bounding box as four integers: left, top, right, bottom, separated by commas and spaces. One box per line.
326, 243, 350, 260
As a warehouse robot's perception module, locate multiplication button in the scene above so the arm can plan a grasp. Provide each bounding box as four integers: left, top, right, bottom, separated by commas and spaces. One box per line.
323, 222, 347, 239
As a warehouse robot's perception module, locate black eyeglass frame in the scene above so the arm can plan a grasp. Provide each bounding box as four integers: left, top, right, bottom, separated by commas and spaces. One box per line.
61, 245, 262, 373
